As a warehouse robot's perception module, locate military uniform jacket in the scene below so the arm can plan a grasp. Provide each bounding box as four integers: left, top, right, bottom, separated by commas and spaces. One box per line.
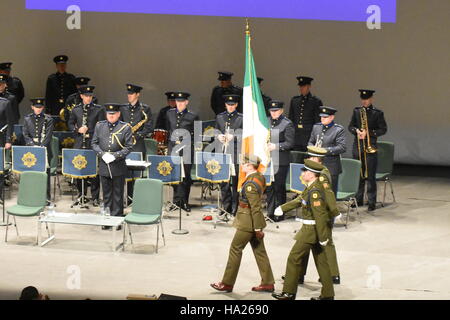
215, 111, 243, 163
0, 91, 18, 124
63, 93, 98, 119
233, 172, 267, 232
288, 93, 322, 146
269, 115, 295, 166
0, 97, 14, 145
120, 102, 154, 154
210, 85, 243, 114
348, 105, 387, 148
262, 93, 272, 116
308, 122, 346, 175
294, 180, 331, 244
22, 113, 54, 161
68, 103, 106, 149
45, 72, 77, 115
155, 105, 172, 130
165, 108, 200, 157
6, 76, 24, 104
92, 120, 134, 177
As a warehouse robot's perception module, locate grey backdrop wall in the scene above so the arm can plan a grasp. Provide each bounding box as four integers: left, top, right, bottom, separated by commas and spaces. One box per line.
1, 0, 449, 165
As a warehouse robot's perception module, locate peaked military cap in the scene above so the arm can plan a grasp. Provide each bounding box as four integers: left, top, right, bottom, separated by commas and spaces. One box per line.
307, 146, 327, 158
165, 91, 176, 100
296, 76, 314, 86
218, 71, 233, 81
0, 62, 12, 71
257, 77, 264, 84
78, 85, 95, 95
268, 100, 284, 110
30, 98, 46, 107
75, 77, 91, 86
223, 94, 240, 105
0, 74, 9, 83
319, 106, 337, 117
53, 55, 69, 64
174, 92, 190, 101
359, 89, 375, 99
126, 83, 143, 93
104, 103, 121, 113
302, 159, 324, 173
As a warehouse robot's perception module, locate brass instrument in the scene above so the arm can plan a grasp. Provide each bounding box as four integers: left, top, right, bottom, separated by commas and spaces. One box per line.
59, 103, 76, 121
131, 109, 148, 145
357, 107, 377, 178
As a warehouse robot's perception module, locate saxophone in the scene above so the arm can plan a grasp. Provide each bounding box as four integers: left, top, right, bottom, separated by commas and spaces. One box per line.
131, 109, 148, 145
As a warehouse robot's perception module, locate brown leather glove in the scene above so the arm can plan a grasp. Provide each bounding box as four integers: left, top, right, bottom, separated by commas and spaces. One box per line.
255, 231, 265, 239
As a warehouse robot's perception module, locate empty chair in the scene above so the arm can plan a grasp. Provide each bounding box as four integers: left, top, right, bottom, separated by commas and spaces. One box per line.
337, 158, 362, 228
376, 141, 396, 206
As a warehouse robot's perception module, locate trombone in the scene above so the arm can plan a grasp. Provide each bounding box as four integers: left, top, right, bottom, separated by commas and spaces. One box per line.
357, 107, 377, 178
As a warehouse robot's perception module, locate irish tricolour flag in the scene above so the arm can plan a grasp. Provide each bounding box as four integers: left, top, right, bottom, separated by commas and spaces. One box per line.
238, 25, 271, 190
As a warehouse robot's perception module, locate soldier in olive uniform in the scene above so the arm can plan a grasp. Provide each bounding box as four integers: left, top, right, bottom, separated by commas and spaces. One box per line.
308, 106, 346, 195
0, 63, 24, 123
211, 155, 275, 293
68, 85, 105, 206
348, 90, 387, 211
279, 146, 341, 285
215, 94, 243, 215
210, 71, 243, 115
0, 75, 19, 126
266, 100, 295, 222
0, 92, 13, 202
92, 104, 133, 229
155, 92, 177, 130
61, 77, 98, 130
120, 84, 154, 204
166, 92, 200, 212
257, 77, 272, 117
45, 55, 77, 115
288, 76, 322, 153
273, 160, 335, 300
23, 98, 54, 202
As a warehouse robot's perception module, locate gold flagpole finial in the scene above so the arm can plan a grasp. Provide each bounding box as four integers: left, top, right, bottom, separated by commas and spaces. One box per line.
245, 18, 250, 35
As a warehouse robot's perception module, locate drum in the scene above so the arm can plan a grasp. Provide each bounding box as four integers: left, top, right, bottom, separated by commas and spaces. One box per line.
152, 129, 168, 146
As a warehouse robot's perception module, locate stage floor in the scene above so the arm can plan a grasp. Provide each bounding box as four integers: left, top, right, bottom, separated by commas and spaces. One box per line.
0, 174, 449, 300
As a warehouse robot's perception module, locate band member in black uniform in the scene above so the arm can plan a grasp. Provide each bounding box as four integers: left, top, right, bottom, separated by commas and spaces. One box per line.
120, 83, 154, 204
210, 71, 243, 115
60, 77, 98, 130
166, 92, 199, 212
68, 85, 105, 206
308, 107, 346, 195
0, 62, 24, 124
288, 76, 322, 153
215, 94, 243, 216
92, 104, 133, 229
0, 75, 19, 126
45, 55, 77, 115
266, 100, 295, 221
0, 92, 14, 203
257, 77, 272, 116
155, 92, 176, 130
23, 98, 54, 203
348, 90, 387, 211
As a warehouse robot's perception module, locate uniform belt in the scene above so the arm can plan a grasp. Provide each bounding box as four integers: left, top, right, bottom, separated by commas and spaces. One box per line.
302, 219, 316, 225
239, 202, 249, 209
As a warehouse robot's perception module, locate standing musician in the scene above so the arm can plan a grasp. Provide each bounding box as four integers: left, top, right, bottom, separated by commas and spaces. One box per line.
215, 94, 243, 216
348, 90, 387, 211
0, 62, 25, 123
23, 98, 54, 203
288, 76, 322, 153
210, 71, 243, 115
155, 92, 177, 131
257, 77, 272, 116
120, 84, 153, 204
166, 92, 199, 212
0, 74, 19, 125
92, 104, 133, 230
308, 107, 346, 195
68, 85, 105, 207
0, 90, 14, 203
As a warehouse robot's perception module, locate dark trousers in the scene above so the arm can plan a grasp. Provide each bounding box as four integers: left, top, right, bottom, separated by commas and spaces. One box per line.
220, 164, 239, 215
76, 176, 100, 200
127, 180, 134, 203
46, 168, 51, 200
100, 175, 125, 217
173, 163, 192, 204
353, 149, 378, 205
266, 165, 289, 217
330, 174, 339, 195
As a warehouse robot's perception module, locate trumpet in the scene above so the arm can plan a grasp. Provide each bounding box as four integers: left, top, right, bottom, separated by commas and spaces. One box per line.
357, 107, 377, 178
